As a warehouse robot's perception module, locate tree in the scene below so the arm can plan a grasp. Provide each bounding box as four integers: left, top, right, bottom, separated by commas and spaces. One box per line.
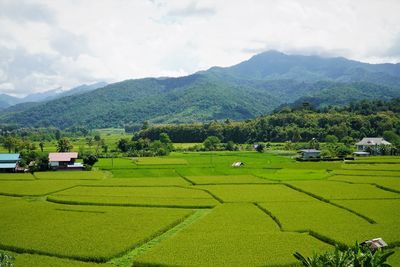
159, 132, 173, 151
255, 144, 265, 153
203, 136, 221, 151
83, 154, 98, 168
39, 141, 45, 152
55, 129, 61, 140
56, 138, 73, 152
325, 135, 339, 143
342, 136, 354, 147
117, 138, 130, 152
225, 141, 237, 151
383, 131, 400, 146
150, 140, 168, 156
94, 134, 101, 142
2, 136, 17, 153
308, 138, 319, 149
335, 144, 352, 158
86, 137, 94, 149
141, 121, 149, 130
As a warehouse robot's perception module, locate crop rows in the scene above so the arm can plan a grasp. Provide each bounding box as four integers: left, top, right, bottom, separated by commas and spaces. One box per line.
0, 197, 193, 262
133, 203, 331, 267
48, 185, 219, 208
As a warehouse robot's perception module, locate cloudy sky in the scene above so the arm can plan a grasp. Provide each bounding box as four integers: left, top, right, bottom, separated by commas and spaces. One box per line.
1, 0, 400, 97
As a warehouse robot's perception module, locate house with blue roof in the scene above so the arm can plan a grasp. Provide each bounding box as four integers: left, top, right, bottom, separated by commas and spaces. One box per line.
0, 153, 21, 172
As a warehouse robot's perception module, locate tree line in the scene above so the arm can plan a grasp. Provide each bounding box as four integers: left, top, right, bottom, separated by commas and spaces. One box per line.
136, 98, 400, 146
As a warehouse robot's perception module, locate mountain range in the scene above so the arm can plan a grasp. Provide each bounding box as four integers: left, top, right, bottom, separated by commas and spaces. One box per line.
0, 51, 399, 129
0, 82, 108, 110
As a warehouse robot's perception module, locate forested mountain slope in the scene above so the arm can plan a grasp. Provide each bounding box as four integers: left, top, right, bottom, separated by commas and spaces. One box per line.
1, 51, 399, 128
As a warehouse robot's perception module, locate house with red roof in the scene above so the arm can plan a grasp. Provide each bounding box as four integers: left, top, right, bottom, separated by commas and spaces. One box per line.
48, 152, 83, 170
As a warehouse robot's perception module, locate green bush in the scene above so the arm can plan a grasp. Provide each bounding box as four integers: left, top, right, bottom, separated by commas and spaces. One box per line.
0, 251, 14, 267
294, 243, 394, 267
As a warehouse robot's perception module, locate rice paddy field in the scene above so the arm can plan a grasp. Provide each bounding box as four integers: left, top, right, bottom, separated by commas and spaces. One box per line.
1, 152, 399, 266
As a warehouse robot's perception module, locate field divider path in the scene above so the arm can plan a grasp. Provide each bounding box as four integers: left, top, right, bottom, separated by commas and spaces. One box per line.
329, 178, 400, 194
189, 187, 224, 204
0, 184, 81, 198
109, 209, 211, 267
282, 183, 377, 224
173, 170, 196, 185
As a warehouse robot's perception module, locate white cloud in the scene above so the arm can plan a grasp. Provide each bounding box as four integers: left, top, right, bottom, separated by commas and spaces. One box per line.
0, 0, 399, 96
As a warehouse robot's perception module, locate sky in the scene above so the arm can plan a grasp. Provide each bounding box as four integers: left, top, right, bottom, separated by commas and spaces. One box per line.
0, 0, 400, 97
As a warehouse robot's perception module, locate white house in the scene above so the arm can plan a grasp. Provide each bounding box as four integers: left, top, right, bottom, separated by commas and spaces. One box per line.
355, 137, 391, 155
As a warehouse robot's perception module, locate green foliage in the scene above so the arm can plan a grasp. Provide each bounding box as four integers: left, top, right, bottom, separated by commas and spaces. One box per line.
0, 251, 14, 267
203, 136, 221, 151
2, 52, 400, 129
294, 243, 395, 267
255, 144, 265, 153
224, 141, 237, 151
83, 154, 98, 167
325, 135, 339, 143
56, 138, 73, 152
139, 98, 400, 147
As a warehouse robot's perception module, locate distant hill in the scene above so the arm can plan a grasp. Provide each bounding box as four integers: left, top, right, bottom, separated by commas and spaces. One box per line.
0, 94, 22, 110
1, 51, 399, 128
0, 82, 107, 111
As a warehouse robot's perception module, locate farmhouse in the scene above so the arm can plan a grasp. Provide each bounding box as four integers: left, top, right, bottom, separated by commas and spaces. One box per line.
0, 153, 20, 172
48, 152, 83, 170
299, 149, 321, 160
355, 137, 391, 155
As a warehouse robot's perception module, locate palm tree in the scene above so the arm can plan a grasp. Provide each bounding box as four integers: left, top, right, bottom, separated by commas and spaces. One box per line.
56, 138, 73, 152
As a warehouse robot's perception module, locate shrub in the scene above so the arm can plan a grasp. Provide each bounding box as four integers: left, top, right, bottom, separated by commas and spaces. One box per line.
294, 242, 394, 267
0, 251, 14, 267
203, 136, 221, 151
255, 144, 265, 153
83, 154, 99, 169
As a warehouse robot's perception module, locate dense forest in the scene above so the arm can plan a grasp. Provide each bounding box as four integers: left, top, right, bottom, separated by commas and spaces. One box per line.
137, 98, 400, 145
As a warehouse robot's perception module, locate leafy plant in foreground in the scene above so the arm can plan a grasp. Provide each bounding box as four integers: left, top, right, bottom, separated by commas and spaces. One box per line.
294, 243, 395, 267
0, 251, 14, 267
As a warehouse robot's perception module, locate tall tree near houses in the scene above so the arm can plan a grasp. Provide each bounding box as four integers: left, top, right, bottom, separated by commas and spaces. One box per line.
57, 138, 73, 152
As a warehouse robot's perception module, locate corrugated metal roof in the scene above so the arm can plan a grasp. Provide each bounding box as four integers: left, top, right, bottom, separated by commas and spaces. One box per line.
0, 154, 20, 161
356, 138, 391, 146
0, 163, 17, 169
49, 152, 78, 162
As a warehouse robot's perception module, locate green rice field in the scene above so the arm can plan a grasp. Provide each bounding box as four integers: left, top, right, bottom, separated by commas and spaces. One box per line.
1, 152, 399, 266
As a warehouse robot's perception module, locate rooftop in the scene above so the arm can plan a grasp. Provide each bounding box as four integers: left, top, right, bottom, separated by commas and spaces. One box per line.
49, 152, 78, 162
0, 153, 20, 162
356, 137, 391, 146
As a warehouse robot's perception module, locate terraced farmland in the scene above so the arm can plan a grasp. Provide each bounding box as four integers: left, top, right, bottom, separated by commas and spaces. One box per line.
1, 152, 399, 266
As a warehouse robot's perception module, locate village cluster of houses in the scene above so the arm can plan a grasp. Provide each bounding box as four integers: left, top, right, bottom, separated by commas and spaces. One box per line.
299, 137, 392, 160
0, 137, 394, 172
0, 152, 83, 172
